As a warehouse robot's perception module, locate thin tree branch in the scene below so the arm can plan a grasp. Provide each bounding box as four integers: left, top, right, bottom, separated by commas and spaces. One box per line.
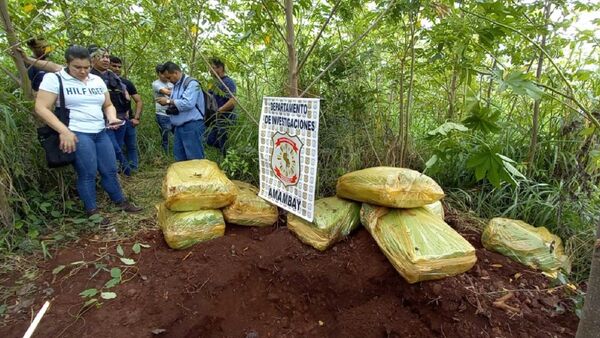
461, 7, 600, 130
297, 0, 342, 73
300, 0, 397, 97
261, 0, 287, 44
125, 39, 150, 75
0, 63, 21, 86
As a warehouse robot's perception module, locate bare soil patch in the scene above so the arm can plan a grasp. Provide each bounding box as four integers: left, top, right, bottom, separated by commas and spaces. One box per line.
0, 218, 577, 337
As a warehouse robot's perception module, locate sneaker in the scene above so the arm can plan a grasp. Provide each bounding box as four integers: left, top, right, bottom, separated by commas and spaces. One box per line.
121, 165, 132, 177
86, 209, 111, 226
117, 200, 143, 213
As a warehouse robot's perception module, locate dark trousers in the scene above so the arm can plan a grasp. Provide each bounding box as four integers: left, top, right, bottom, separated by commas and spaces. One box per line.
206, 112, 236, 156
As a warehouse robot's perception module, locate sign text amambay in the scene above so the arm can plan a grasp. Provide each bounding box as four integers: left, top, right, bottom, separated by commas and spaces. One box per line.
258, 96, 320, 222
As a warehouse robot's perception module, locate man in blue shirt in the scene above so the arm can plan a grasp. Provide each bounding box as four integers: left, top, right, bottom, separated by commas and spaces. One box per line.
156, 62, 205, 161
206, 58, 237, 156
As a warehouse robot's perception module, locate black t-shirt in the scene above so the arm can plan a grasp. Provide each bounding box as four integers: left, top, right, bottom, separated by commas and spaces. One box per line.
28, 56, 47, 91
91, 68, 129, 118
121, 78, 138, 118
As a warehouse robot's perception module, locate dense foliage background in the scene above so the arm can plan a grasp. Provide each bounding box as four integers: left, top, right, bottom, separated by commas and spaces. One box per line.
1, 0, 599, 284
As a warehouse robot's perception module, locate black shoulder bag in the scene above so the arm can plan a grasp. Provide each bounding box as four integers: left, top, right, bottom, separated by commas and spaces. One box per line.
37, 73, 75, 168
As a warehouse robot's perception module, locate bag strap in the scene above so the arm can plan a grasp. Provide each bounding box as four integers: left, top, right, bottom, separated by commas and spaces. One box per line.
55, 73, 69, 124
180, 75, 205, 119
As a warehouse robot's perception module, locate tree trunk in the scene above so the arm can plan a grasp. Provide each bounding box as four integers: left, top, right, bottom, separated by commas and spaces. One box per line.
576, 221, 600, 337
399, 12, 417, 167
447, 65, 458, 120
527, 0, 551, 174
0, 171, 13, 228
0, 0, 32, 98
284, 0, 299, 97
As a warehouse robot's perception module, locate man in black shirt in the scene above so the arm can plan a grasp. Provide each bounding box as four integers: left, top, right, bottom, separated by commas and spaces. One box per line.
88, 46, 131, 176
110, 56, 143, 171
26, 38, 51, 94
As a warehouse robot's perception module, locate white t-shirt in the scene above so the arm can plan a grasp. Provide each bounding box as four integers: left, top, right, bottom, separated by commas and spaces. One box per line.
38, 69, 108, 133
152, 79, 174, 116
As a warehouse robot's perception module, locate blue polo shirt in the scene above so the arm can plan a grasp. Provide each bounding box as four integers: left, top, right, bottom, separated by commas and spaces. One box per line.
210, 75, 236, 111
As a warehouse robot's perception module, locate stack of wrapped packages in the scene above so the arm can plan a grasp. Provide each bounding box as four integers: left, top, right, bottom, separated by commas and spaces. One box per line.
287, 166, 477, 283
158, 160, 278, 249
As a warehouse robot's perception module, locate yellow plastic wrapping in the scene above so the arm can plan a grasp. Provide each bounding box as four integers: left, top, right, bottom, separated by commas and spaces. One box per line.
482, 218, 571, 276
162, 159, 237, 211
287, 197, 361, 251
157, 203, 225, 250
424, 201, 444, 219
222, 181, 278, 227
360, 204, 476, 283
336, 167, 445, 208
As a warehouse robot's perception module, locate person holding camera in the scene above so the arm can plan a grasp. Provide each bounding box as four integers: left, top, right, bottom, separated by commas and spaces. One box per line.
34, 45, 141, 222
155, 61, 205, 161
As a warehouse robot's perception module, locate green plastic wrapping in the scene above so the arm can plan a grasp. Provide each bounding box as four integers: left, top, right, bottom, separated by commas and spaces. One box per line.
222, 181, 278, 227
162, 159, 237, 211
157, 203, 225, 250
482, 218, 571, 276
287, 196, 361, 251
336, 167, 445, 208
360, 204, 476, 283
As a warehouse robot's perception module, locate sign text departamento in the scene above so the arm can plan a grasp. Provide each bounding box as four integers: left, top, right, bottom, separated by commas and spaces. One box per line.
269, 102, 309, 115
267, 187, 302, 211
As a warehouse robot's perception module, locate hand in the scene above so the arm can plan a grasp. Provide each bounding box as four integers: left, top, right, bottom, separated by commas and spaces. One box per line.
107, 118, 124, 130
156, 97, 169, 106
59, 130, 78, 153
131, 118, 140, 127
10, 47, 24, 57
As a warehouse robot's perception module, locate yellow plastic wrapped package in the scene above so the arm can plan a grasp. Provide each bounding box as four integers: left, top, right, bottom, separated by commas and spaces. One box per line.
360, 204, 476, 283
424, 201, 444, 219
222, 181, 278, 227
482, 218, 571, 276
336, 167, 445, 208
287, 197, 361, 251
162, 159, 237, 211
157, 203, 225, 250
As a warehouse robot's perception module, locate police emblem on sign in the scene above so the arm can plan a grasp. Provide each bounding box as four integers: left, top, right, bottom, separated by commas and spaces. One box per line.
271, 132, 303, 187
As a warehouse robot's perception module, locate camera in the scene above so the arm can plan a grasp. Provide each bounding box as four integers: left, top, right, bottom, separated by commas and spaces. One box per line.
165, 105, 179, 115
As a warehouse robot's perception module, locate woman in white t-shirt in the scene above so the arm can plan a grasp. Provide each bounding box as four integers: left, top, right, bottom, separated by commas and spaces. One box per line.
35, 45, 141, 221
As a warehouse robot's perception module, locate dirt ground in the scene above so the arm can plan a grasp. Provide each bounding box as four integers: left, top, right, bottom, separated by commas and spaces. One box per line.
0, 215, 578, 338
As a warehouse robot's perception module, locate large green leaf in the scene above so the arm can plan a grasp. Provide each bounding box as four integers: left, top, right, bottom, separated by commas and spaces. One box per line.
495, 69, 544, 100
462, 106, 501, 134
467, 148, 525, 187
427, 122, 469, 138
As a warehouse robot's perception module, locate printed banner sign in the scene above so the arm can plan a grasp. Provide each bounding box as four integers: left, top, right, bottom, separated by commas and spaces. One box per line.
258, 96, 320, 222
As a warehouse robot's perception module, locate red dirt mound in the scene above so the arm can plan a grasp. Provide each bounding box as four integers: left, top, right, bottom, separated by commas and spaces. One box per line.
0, 223, 577, 337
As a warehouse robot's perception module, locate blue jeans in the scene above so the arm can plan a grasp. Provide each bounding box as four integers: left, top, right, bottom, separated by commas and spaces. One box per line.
206, 112, 236, 156
73, 130, 125, 211
123, 120, 138, 169
107, 129, 131, 175
173, 119, 205, 161
155, 114, 172, 154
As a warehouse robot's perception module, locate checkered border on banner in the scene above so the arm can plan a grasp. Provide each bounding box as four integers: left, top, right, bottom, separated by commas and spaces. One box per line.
258, 96, 320, 222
